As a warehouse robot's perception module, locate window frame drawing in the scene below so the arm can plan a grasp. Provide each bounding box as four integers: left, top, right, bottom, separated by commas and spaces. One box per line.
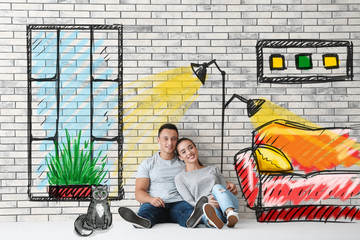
27, 24, 124, 201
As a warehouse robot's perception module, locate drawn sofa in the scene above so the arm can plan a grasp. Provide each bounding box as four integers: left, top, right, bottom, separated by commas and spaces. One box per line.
234, 119, 360, 222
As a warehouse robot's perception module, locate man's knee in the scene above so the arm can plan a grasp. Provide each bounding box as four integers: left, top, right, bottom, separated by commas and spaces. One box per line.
138, 203, 166, 226
139, 203, 159, 218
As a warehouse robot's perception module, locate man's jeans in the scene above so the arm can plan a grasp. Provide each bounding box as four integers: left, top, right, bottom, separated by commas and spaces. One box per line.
202, 184, 239, 227
138, 201, 194, 228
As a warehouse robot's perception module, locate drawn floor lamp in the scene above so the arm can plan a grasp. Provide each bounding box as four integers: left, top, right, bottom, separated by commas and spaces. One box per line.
191, 60, 266, 171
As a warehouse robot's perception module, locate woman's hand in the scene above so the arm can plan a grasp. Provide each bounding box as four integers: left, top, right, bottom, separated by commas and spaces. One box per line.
150, 197, 165, 208
226, 182, 238, 196
208, 195, 220, 208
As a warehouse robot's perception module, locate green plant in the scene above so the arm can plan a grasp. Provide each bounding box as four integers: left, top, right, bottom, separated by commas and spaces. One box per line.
45, 129, 108, 186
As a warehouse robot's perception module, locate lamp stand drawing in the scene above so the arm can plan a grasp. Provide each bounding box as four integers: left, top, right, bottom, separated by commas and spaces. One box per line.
222, 94, 265, 170
191, 60, 266, 172
191, 60, 226, 171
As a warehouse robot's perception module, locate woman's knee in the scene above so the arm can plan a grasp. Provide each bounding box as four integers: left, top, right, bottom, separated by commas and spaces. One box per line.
212, 184, 227, 195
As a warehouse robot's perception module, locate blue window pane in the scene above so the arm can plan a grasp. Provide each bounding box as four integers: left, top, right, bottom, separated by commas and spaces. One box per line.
93, 81, 118, 138
31, 30, 57, 79
31, 81, 57, 138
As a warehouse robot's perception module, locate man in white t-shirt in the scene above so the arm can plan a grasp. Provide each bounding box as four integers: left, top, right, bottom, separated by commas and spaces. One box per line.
118, 123, 208, 228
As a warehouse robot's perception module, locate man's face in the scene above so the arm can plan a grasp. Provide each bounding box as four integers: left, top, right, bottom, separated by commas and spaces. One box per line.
157, 129, 178, 156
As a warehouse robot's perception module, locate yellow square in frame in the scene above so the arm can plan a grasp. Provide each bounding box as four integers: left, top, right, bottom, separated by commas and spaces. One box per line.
269, 54, 286, 70
323, 53, 340, 69
272, 57, 284, 68
324, 56, 337, 67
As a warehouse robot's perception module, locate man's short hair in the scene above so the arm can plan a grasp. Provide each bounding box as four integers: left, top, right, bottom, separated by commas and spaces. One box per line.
158, 123, 178, 137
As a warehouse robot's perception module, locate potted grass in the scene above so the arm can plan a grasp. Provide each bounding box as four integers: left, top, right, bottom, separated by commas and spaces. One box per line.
45, 129, 108, 200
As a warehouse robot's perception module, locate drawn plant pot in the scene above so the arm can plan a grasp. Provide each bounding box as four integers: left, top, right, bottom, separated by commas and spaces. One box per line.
45, 129, 109, 200
48, 185, 92, 199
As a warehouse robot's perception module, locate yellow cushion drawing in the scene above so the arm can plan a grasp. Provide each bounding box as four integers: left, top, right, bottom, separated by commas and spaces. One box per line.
254, 145, 293, 173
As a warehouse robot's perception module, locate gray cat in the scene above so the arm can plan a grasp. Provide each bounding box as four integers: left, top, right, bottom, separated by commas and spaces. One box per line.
74, 185, 112, 236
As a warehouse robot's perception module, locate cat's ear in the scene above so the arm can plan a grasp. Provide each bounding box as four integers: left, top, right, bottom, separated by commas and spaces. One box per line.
91, 185, 96, 191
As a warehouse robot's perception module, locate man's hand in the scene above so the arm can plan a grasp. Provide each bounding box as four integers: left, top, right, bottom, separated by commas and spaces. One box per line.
149, 197, 165, 208
208, 195, 220, 209
226, 181, 238, 196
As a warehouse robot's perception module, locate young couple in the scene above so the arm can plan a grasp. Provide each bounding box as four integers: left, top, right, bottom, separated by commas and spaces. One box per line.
118, 123, 240, 229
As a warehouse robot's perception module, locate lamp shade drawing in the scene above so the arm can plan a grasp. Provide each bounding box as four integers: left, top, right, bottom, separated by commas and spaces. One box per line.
224, 94, 266, 118
191, 60, 222, 85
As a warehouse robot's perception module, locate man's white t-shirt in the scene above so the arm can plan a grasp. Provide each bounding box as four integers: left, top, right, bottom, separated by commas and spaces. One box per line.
136, 151, 185, 203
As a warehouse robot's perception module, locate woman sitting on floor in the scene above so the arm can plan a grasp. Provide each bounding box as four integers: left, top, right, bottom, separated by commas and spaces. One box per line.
174, 138, 240, 229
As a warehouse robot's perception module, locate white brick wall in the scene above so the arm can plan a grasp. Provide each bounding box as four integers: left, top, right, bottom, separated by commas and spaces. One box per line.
0, 0, 359, 222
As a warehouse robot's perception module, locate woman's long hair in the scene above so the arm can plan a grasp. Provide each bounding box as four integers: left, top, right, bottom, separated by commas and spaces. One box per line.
176, 137, 203, 166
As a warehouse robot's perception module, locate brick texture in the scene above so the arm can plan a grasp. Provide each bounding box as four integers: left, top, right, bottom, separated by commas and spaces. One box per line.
0, 0, 359, 222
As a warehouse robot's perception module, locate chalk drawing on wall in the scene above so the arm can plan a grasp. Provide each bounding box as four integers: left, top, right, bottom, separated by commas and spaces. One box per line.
226, 95, 360, 222
27, 24, 124, 201
27, 22, 203, 201
257, 39, 353, 84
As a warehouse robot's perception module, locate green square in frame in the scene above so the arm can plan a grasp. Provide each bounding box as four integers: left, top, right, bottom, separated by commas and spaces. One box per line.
295, 53, 313, 70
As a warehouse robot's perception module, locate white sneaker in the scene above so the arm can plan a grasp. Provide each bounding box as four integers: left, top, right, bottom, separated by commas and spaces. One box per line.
226, 211, 239, 228
203, 203, 224, 229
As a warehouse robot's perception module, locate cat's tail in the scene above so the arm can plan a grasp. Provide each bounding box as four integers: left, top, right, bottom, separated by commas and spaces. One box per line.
74, 214, 93, 236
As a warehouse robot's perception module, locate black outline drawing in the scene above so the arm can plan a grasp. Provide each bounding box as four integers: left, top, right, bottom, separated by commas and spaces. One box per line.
256, 39, 353, 83
27, 24, 124, 201
234, 119, 360, 222
190, 38, 357, 223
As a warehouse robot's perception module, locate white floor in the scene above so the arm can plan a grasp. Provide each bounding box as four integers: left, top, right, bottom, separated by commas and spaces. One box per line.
1, 219, 358, 240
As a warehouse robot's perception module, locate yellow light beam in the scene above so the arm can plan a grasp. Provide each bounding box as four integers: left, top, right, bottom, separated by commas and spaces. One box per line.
109, 66, 202, 197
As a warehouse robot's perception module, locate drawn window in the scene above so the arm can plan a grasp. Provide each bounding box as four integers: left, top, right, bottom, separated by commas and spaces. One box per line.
295, 53, 313, 70
323, 54, 340, 69
27, 25, 124, 201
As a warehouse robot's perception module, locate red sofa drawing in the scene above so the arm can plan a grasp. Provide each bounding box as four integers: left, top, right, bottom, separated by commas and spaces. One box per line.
234, 119, 360, 222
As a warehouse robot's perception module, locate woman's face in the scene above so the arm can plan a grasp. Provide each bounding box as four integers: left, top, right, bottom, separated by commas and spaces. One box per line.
177, 140, 199, 164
